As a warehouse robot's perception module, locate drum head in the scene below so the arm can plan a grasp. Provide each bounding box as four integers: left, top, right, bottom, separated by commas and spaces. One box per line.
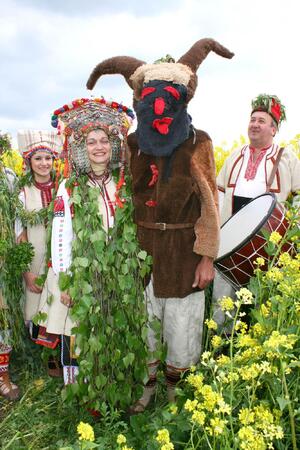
217, 193, 276, 260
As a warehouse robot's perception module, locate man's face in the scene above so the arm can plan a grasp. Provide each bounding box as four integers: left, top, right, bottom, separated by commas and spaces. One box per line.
248, 111, 276, 148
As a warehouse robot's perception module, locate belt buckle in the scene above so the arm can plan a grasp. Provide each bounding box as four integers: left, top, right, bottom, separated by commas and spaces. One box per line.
157, 222, 167, 231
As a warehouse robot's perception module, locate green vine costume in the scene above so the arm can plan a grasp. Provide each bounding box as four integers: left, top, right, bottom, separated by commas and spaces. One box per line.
37, 98, 151, 411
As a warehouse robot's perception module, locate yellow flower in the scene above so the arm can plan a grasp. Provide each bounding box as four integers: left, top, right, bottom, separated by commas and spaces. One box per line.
205, 319, 218, 330
169, 404, 178, 415
234, 320, 248, 334
77, 422, 95, 442
239, 364, 260, 381
216, 354, 230, 366
263, 331, 297, 351
216, 398, 231, 414
211, 335, 223, 349
237, 334, 257, 348
251, 323, 265, 337
156, 429, 170, 444
239, 408, 255, 425
265, 267, 283, 283
260, 303, 270, 317
117, 434, 127, 445
238, 426, 265, 450
269, 231, 282, 245
1, 149, 24, 176
236, 288, 253, 304
33, 378, 45, 389
219, 296, 235, 311
254, 257, 265, 267
208, 417, 227, 436
200, 385, 222, 411
201, 351, 211, 361
191, 410, 206, 426
161, 444, 174, 450
186, 373, 204, 391
184, 399, 198, 412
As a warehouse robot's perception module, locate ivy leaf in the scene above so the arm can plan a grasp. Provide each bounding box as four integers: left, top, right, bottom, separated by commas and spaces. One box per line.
73, 256, 89, 268
137, 250, 147, 260
59, 272, 72, 291
123, 352, 135, 368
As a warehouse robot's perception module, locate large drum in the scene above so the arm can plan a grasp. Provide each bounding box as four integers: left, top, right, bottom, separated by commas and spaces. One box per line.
215, 193, 293, 288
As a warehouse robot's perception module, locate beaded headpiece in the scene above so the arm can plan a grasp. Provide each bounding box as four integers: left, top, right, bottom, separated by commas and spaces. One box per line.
251, 94, 286, 127
51, 98, 134, 174
17, 130, 61, 160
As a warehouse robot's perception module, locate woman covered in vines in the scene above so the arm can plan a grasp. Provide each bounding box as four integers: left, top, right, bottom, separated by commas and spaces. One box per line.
37, 98, 149, 410
16, 131, 62, 376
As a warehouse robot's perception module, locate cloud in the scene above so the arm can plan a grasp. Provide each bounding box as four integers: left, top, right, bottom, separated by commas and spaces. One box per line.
12, 0, 183, 17
1, 0, 300, 147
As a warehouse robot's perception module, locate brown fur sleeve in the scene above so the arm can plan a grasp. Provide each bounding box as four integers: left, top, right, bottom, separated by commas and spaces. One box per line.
190, 138, 220, 258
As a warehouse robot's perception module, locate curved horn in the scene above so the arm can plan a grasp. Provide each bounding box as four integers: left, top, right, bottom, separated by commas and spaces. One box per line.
86, 56, 145, 90
177, 38, 234, 73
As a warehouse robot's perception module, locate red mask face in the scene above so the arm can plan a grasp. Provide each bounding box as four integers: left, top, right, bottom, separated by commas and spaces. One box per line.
136, 80, 191, 157
140, 83, 182, 135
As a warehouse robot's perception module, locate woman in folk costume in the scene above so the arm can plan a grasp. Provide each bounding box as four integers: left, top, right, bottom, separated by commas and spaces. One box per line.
16, 131, 63, 376
86, 38, 234, 412
37, 98, 148, 410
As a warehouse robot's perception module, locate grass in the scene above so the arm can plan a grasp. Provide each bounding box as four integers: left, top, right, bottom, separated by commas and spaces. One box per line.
0, 339, 172, 450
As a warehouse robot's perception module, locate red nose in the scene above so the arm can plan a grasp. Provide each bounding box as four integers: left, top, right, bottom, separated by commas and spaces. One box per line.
154, 97, 165, 115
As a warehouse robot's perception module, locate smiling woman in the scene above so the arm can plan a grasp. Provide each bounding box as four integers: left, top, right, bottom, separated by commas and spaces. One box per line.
16, 131, 62, 356
85, 129, 112, 172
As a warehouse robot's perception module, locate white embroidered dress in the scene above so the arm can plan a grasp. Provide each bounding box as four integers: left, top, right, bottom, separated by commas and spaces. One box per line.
38, 176, 116, 336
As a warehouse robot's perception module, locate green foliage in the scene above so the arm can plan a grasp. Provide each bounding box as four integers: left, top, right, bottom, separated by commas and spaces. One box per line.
0, 168, 32, 349
63, 173, 152, 410
0, 131, 11, 153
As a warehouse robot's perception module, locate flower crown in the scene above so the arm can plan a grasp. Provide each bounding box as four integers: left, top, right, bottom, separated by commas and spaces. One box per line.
251, 94, 286, 127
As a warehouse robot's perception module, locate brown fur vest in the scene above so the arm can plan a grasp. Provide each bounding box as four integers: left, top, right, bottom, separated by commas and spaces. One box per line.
128, 130, 219, 298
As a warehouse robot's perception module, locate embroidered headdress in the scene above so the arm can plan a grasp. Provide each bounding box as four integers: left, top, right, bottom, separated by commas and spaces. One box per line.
17, 130, 61, 160
51, 98, 134, 174
251, 94, 286, 127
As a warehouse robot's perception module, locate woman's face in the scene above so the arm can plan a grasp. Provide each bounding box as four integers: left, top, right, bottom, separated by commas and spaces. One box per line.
30, 150, 53, 182
86, 129, 111, 166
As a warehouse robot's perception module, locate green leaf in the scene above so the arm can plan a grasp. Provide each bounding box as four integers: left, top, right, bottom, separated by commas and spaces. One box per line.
137, 250, 147, 260
58, 272, 72, 291
276, 396, 290, 411
77, 257, 89, 268
123, 352, 135, 368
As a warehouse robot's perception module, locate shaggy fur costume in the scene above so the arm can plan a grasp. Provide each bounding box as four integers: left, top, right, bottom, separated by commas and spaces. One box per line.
128, 129, 219, 298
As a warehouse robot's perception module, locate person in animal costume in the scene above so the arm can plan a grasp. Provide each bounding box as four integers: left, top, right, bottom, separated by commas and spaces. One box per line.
86, 38, 234, 412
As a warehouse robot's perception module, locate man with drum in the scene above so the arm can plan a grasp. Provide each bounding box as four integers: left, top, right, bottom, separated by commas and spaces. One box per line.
213, 94, 300, 326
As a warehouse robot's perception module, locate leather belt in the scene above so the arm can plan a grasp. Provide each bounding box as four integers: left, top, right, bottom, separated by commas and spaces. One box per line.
137, 221, 195, 231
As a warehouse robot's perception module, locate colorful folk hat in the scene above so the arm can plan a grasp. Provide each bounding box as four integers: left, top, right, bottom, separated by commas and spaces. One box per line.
17, 130, 62, 160
51, 98, 134, 174
251, 94, 286, 127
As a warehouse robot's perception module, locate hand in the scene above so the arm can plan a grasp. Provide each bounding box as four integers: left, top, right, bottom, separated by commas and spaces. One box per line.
23, 272, 43, 294
60, 291, 73, 307
192, 256, 215, 290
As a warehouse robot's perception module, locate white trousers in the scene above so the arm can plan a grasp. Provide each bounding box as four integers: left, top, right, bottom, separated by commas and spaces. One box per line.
145, 280, 205, 369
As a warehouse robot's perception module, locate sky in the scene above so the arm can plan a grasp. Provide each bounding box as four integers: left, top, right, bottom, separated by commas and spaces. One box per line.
1, 0, 300, 149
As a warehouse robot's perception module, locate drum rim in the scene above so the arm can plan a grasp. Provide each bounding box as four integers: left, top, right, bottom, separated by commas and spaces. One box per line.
215, 193, 277, 264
